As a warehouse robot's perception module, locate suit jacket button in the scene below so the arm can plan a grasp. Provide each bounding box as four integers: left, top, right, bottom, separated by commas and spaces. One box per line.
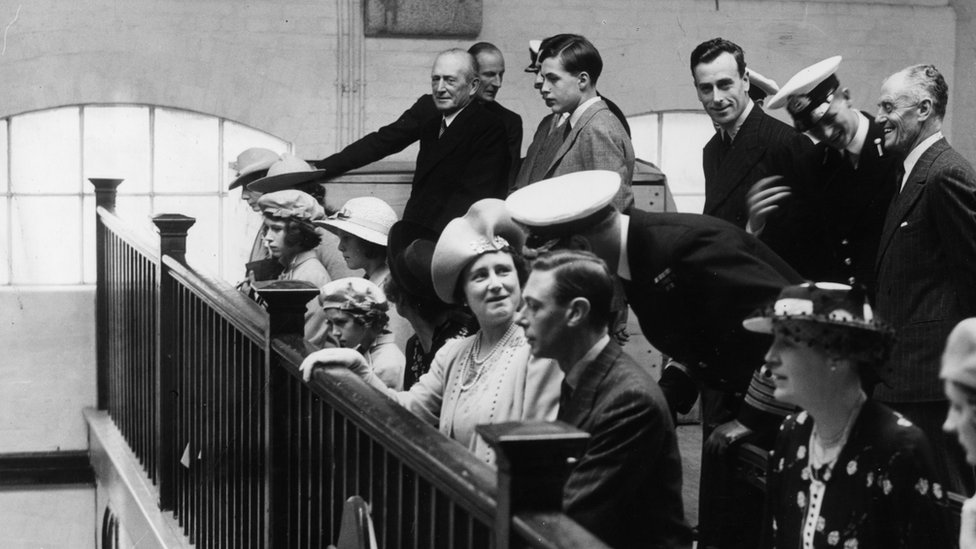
841, 239, 849, 246
844, 257, 852, 265
848, 277, 856, 284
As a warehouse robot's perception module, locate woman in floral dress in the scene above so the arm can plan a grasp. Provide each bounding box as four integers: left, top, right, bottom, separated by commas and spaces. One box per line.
745, 282, 951, 549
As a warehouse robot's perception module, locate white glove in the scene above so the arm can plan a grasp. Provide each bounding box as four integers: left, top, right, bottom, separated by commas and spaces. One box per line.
299, 348, 371, 382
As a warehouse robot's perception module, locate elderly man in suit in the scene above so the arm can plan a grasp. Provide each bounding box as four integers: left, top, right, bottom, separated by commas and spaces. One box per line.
873, 64, 976, 493
314, 43, 521, 188
515, 34, 635, 212
692, 37, 815, 229
517, 249, 692, 549
748, 56, 898, 292
398, 49, 509, 232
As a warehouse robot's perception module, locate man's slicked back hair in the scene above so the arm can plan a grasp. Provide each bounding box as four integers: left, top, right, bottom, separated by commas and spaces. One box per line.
530, 249, 614, 329
537, 34, 603, 85
690, 37, 746, 77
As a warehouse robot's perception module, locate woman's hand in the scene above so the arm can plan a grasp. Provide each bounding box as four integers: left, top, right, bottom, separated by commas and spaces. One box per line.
961, 496, 976, 549
299, 348, 370, 382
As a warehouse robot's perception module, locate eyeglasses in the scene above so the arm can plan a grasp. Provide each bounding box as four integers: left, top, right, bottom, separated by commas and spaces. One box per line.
877, 100, 920, 116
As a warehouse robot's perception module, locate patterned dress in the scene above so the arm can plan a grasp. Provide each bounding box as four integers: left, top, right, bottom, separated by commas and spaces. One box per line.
402, 315, 473, 389
761, 400, 951, 548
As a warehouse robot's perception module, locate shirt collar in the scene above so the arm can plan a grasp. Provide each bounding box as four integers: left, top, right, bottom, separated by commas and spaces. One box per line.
443, 104, 468, 127
617, 214, 631, 281
569, 96, 603, 128
901, 131, 944, 191
564, 334, 610, 391
725, 99, 754, 141
846, 111, 870, 156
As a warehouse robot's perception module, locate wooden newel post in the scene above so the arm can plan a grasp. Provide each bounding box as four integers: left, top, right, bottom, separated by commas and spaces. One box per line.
91, 178, 124, 410
478, 421, 590, 549
256, 280, 319, 547
152, 213, 196, 510
256, 281, 320, 337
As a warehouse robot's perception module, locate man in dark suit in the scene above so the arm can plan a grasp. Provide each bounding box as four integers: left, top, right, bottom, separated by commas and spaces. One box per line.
873, 64, 976, 493
691, 37, 815, 230
515, 34, 635, 212
399, 49, 509, 232
314, 43, 521, 187
517, 249, 692, 549
749, 56, 898, 291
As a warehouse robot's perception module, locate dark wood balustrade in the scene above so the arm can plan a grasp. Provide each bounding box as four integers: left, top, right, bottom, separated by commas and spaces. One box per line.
90, 174, 610, 548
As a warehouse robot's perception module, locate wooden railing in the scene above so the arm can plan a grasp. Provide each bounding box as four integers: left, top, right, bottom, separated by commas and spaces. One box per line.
91, 177, 608, 548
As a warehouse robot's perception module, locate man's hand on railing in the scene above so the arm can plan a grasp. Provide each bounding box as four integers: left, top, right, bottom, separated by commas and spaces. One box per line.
961, 496, 976, 549
704, 419, 753, 458
300, 348, 371, 382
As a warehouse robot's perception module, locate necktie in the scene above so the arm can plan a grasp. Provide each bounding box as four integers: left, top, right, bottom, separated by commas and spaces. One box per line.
722, 131, 733, 149
557, 380, 573, 419
894, 164, 906, 194
562, 119, 573, 141
438, 118, 447, 139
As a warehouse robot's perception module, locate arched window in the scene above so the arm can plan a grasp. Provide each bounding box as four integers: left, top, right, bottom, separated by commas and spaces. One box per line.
0, 105, 292, 285
628, 110, 715, 214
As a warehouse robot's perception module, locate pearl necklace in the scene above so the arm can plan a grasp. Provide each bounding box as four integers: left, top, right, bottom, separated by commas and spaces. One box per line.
459, 323, 518, 391
806, 392, 867, 482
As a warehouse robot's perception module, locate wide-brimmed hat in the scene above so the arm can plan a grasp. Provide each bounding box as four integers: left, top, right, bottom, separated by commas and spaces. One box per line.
746, 69, 780, 104
524, 39, 542, 72
229, 148, 280, 190
319, 277, 389, 325
743, 282, 887, 335
246, 153, 332, 193
314, 197, 398, 247
257, 189, 325, 221
432, 199, 525, 304
387, 220, 439, 300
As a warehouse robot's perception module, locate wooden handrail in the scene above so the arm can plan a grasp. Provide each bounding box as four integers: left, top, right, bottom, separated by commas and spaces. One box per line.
92, 174, 609, 548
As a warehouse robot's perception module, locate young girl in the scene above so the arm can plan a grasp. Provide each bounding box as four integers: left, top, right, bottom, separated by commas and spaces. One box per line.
319, 277, 405, 390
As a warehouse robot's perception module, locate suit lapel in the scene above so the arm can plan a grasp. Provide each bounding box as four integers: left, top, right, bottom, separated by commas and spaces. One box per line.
414, 104, 477, 181
704, 107, 766, 215
545, 101, 607, 176
558, 341, 621, 426
876, 139, 948, 265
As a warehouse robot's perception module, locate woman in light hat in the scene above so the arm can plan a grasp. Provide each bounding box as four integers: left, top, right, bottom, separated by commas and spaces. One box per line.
316, 196, 412, 350
941, 318, 976, 549
319, 278, 405, 390
256, 189, 333, 349
748, 282, 950, 549
301, 199, 562, 465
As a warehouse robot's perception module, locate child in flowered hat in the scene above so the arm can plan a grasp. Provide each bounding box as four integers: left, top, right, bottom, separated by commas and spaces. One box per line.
319, 277, 405, 390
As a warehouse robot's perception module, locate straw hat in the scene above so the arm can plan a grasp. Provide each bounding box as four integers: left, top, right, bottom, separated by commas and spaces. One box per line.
742, 282, 887, 335
229, 148, 280, 190
431, 199, 525, 304
246, 153, 332, 193
315, 197, 398, 247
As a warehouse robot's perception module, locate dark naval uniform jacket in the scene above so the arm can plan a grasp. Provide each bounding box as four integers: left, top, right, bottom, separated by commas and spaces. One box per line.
622, 210, 802, 427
